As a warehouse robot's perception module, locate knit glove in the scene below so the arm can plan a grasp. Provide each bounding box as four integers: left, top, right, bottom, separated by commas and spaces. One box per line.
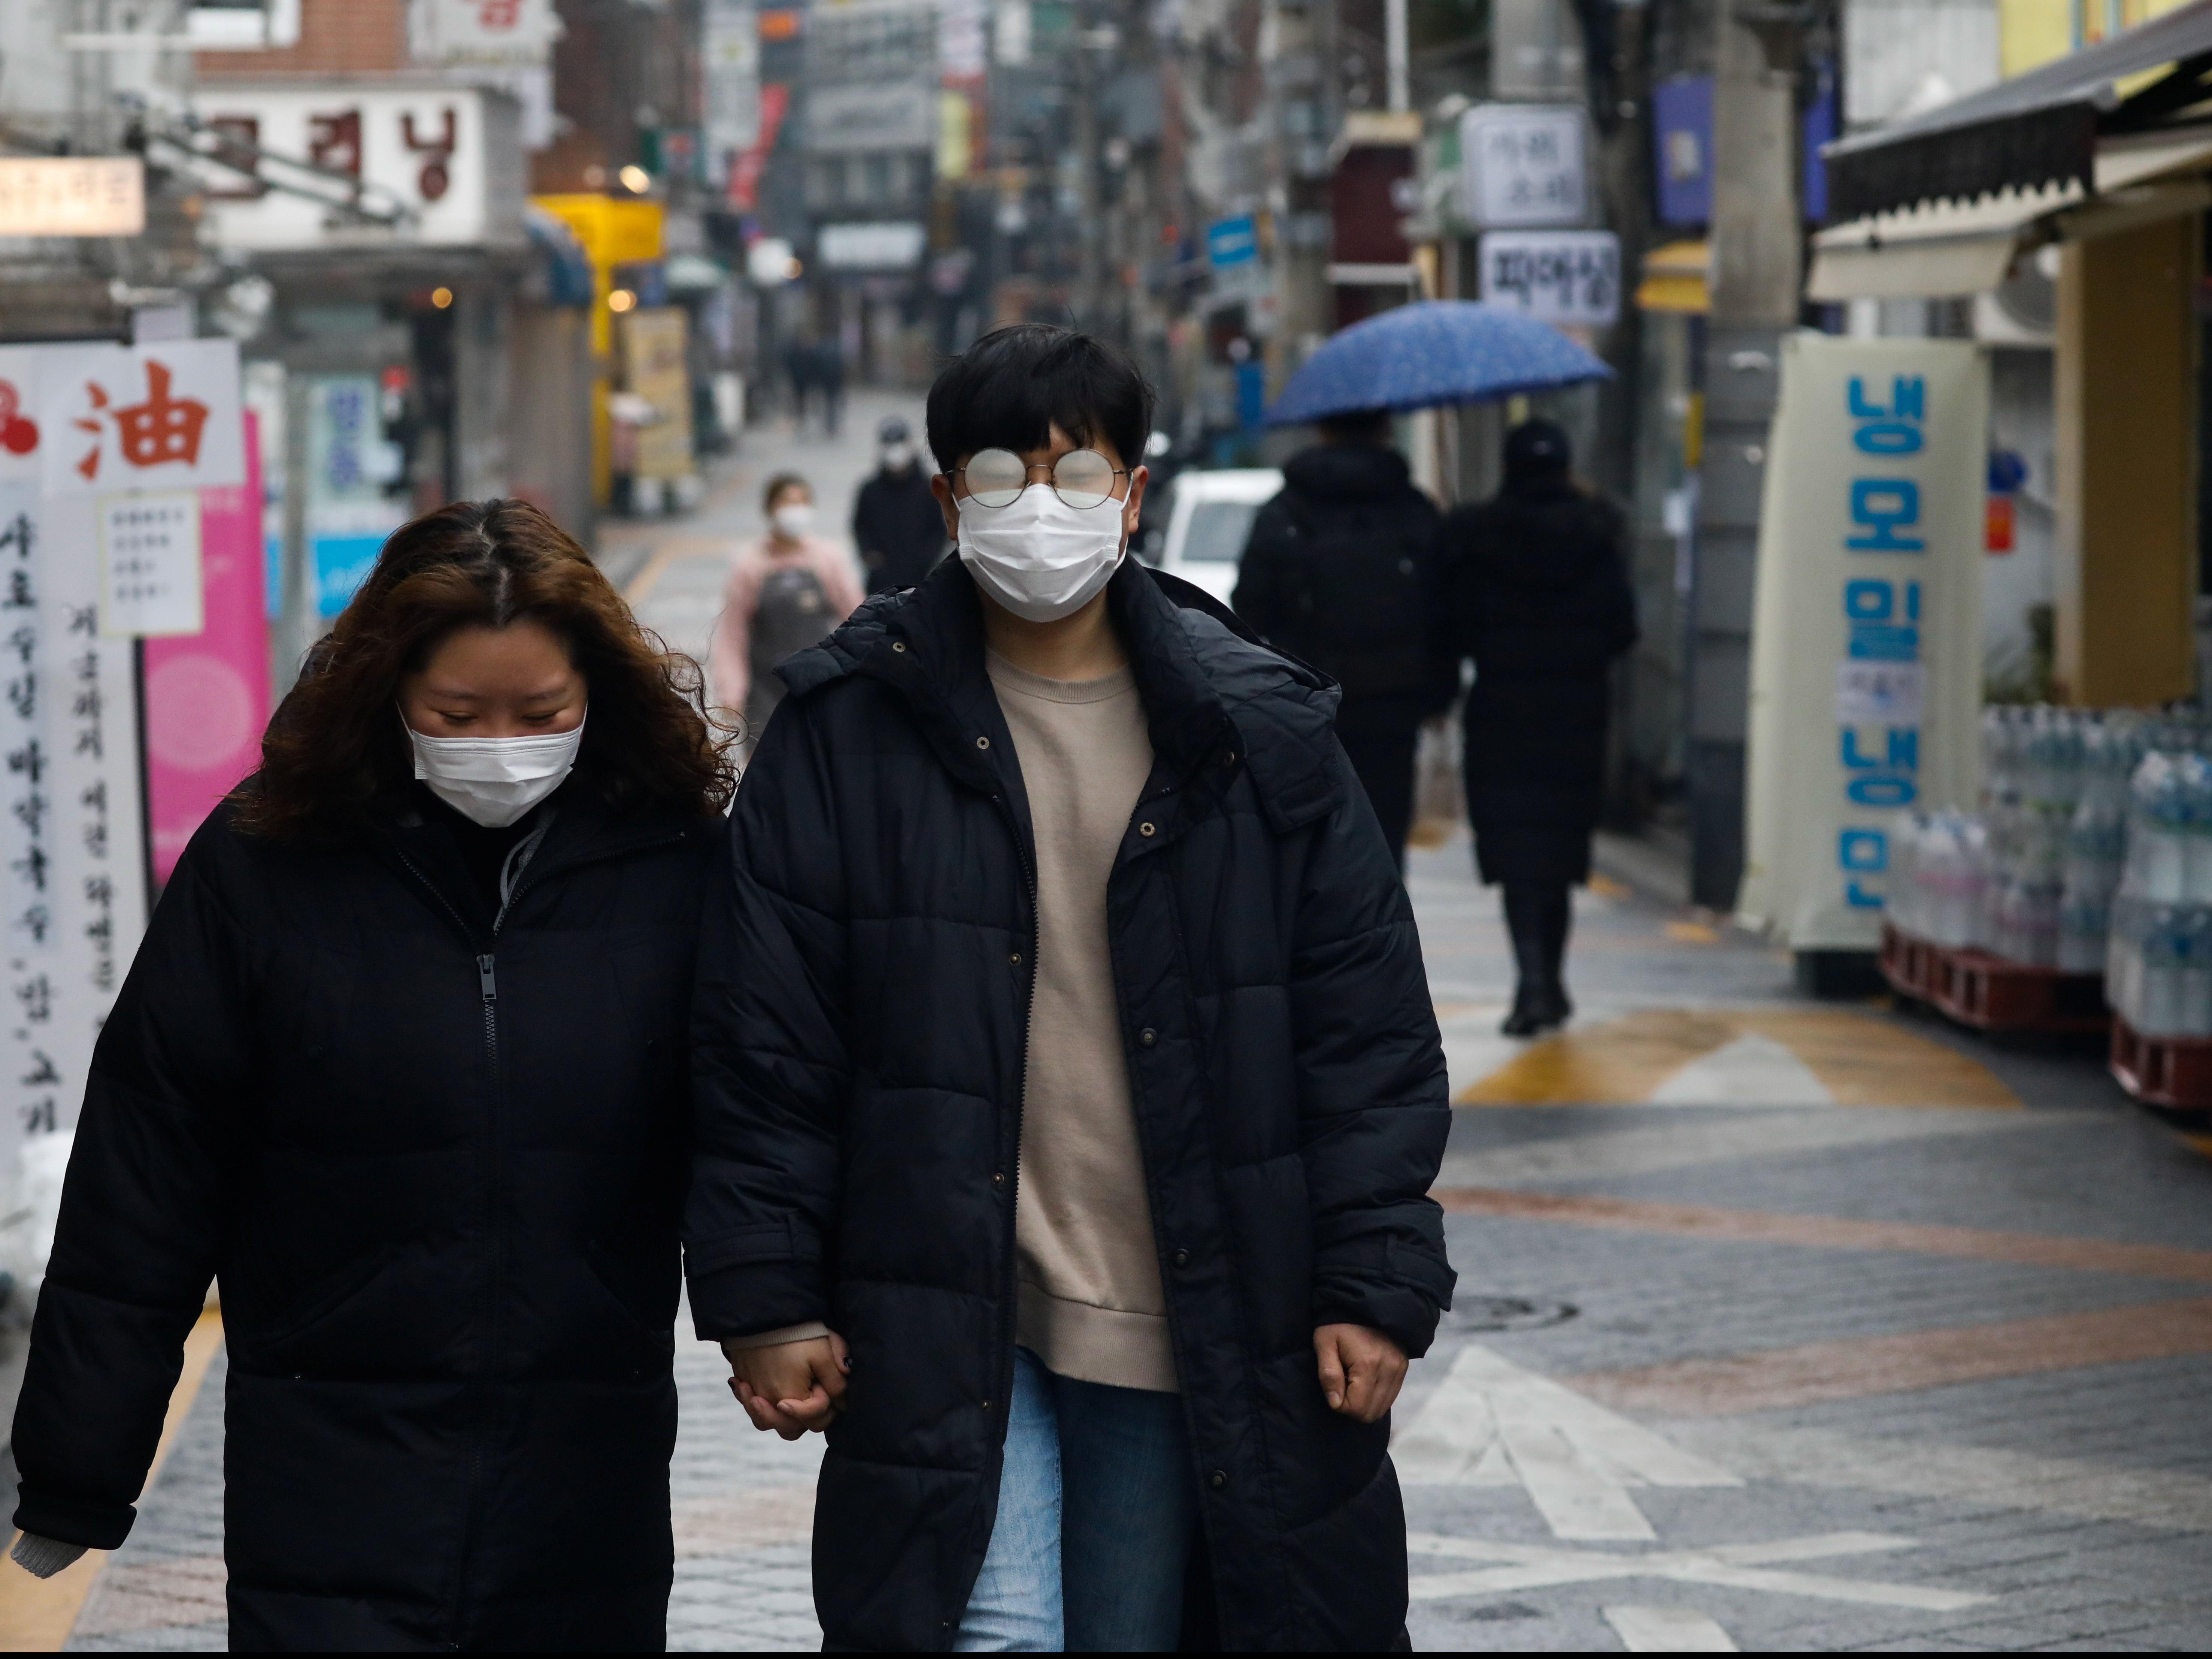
10, 1532, 88, 1578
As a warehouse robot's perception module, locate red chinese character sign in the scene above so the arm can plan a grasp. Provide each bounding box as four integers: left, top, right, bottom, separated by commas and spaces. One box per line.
37, 339, 244, 498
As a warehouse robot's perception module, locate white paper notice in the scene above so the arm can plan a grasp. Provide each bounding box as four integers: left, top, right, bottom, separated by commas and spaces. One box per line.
99, 492, 204, 638
1834, 661, 1925, 726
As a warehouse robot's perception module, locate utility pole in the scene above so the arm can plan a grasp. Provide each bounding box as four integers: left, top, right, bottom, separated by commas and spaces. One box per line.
1686, 3, 1802, 909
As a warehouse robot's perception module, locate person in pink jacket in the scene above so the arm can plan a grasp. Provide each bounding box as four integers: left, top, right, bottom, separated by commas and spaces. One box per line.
709, 472, 866, 736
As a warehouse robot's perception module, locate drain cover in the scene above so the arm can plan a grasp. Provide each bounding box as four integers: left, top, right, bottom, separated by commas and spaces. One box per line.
1444, 1295, 1578, 1332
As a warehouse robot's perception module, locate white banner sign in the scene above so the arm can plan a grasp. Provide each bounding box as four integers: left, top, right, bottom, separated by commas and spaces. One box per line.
1739, 336, 1989, 949
0, 484, 151, 1290
1479, 230, 1621, 325
1459, 104, 1587, 228
37, 340, 245, 497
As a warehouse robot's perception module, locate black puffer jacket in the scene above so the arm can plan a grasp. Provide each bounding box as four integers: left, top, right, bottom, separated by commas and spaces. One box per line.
1232, 443, 1455, 732
685, 557, 1455, 1651
9, 783, 718, 1652
1442, 478, 1638, 885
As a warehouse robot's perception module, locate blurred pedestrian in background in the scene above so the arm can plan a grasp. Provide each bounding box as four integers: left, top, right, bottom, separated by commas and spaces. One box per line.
1443, 419, 1637, 1036
812, 337, 846, 436
1232, 406, 1455, 865
782, 336, 817, 429
853, 416, 948, 592
709, 472, 865, 737
5, 501, 730, 1648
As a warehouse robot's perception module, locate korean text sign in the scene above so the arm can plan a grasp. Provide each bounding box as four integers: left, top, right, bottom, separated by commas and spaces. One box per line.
1738, 336, 1987, 949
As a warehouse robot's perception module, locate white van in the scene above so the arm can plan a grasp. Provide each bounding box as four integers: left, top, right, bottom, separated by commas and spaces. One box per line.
1151, 468, 1284, 606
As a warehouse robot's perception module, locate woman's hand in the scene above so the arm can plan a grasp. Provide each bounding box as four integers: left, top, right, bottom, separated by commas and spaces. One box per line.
723, 1332, 850, 1439
1313, 1324, 1408, 1422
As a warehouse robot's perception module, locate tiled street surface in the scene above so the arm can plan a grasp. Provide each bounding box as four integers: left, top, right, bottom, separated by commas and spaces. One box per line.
7, 413, 2212, 1649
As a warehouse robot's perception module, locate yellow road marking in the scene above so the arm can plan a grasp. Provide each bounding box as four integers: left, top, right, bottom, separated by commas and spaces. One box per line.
1664, 920, 1719, 944
0, 1309, 224, 1652
623, 534, 733, 607
1586, 872, 1631, 900
1455, 1007, 2018, 1109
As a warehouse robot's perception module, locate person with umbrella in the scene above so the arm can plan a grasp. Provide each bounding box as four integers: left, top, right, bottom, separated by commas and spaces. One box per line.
1263, 301, 1619, 1033
1233, 407, 1455, 864
1442, 419, 1637, 1035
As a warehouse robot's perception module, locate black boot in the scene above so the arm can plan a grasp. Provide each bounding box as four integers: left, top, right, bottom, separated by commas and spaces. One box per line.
1501, 882, 1573, 1035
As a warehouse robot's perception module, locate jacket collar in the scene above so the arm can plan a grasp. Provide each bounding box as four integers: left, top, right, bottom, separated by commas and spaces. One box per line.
787, 555, 1346, 834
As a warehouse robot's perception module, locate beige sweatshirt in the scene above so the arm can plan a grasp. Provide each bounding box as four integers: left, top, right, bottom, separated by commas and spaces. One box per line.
987, 650, 1176, 1394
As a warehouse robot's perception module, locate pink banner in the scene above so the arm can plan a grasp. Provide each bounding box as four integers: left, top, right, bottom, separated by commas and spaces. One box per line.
145, 409, 270, 886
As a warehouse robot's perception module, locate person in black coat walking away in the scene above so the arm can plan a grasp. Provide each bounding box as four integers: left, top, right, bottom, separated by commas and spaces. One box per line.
1232, 406, 1457, 866
1443, 419, 1637, 1036
6, 500, 732, 1650
854, 415, 949, 592
687, 325, 1454, 1651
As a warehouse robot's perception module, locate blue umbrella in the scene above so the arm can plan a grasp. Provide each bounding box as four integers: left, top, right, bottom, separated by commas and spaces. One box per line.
1264, 300, 1613, 426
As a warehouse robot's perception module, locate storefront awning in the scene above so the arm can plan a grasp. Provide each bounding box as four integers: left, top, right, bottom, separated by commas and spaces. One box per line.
1822, 0, 2212, 220
1634, 241, 1709, 314
1807, 128, 2212, 300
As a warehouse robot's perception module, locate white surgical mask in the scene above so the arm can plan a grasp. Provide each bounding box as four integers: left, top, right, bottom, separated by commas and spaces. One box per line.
771, 503, 815, 539
407, 713, 585, 828
956, 488, 1125, 624
882, 443, 913, 470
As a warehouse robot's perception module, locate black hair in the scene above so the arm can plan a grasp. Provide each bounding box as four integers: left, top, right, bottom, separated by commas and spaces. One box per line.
1317, 407, 1393, 443
926, 324, 1155, 473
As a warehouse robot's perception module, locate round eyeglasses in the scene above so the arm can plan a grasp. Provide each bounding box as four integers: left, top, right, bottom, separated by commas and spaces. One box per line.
952, 448, 1127, 512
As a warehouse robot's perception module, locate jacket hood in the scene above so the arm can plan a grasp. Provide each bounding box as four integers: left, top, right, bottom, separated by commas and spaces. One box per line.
1282, 441, 1411, 500
782, 556, 1346, 834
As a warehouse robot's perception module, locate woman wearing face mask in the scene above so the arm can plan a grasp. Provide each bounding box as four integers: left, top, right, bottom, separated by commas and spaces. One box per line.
707, 471, 866, 739
5, 500, 731, 1650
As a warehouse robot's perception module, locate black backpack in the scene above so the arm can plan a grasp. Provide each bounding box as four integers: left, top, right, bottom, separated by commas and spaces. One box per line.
1264, 495, 1436, 702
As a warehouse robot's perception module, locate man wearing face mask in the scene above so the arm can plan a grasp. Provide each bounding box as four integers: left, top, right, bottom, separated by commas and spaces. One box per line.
708, 471, 866, 737
687, 324, 1453, 1651
853, 416, 950, 593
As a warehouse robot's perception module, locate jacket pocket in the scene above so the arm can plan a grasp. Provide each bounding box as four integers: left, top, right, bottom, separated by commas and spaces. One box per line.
231, 1247, 393, 1371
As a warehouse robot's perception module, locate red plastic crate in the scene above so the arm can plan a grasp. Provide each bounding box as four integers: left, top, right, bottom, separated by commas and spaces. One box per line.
2110, 1016, 2212, 1111
1880, 924, 2109, 1034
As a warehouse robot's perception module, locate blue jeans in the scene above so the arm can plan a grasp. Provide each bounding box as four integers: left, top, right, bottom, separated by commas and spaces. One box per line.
955, 1349, 1196, 1652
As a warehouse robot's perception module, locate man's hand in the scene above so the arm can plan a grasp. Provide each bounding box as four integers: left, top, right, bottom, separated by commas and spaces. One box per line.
1314, 1324, 1408, 1423
723, 1332, 850, 1440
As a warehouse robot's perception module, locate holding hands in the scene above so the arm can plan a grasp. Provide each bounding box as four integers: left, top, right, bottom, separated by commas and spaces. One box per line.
723, 1332, 850, 1439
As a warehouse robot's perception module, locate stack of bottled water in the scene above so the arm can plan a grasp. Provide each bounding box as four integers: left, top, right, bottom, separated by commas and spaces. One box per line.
1895, 706, 2165, 972
2108, 735, 2212, 1036
1889, 810, 1988, 949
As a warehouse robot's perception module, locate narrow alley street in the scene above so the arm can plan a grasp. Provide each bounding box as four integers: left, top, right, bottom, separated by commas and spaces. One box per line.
16, 411, 2211, 1653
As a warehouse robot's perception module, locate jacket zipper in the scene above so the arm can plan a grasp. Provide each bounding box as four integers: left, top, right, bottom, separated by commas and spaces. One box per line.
392, 846, 534, 1647
985, 789, 1040, 1571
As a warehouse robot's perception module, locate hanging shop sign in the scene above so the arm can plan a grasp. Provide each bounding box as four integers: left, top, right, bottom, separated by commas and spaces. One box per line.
191, 83, 527, 250
36, 339, 245, 498
1478, 230, 1621, 326
0, 157, 145, 238
1738, 335, 1988, 950
416, 0, 563, 63
1458, 104, 1588, 229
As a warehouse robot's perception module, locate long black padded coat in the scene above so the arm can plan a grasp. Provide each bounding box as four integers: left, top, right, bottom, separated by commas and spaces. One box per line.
684, 556, 1456, 1651
8, 781, 719, 1651
1441, 476, 1639, 886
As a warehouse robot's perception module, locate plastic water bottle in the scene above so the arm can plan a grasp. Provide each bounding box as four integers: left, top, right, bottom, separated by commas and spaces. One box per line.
2184, 753, 2212, 904
2139, 907, 2184, 1036
2184, 907, 2212, 1037
2131, 753, 2190, 902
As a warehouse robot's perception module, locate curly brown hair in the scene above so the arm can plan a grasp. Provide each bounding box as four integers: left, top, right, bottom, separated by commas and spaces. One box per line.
235, 498, 734, 839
